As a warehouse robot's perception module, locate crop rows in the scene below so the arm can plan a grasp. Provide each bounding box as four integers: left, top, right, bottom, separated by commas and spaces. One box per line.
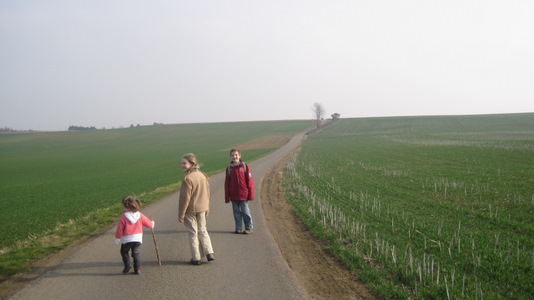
284, 114, 534, 299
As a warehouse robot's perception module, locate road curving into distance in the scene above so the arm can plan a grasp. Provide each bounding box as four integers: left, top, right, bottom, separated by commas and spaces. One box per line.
8, 132, 308, 300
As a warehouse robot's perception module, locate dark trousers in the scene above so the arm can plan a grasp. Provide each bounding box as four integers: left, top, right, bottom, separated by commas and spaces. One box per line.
120, 242, 141, 270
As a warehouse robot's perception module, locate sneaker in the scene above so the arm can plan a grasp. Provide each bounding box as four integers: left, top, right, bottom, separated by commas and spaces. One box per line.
244, 228, 254, 234
122, 264, 132, 273
234, 229, 243, 234
190, 259, 202, 266
207, 253, 215, 261
134, 269, 141, 275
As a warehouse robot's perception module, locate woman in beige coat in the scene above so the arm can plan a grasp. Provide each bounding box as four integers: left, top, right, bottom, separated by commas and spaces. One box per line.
178, 153, 215, 265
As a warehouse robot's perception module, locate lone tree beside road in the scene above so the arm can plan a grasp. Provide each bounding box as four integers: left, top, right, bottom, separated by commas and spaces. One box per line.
312, 102, 325, 128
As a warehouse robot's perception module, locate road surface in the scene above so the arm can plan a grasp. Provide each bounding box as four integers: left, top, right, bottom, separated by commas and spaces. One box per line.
9, 132, 308, 300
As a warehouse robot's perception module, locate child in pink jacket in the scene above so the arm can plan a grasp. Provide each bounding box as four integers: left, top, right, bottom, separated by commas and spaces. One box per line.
115, 196, 155, 275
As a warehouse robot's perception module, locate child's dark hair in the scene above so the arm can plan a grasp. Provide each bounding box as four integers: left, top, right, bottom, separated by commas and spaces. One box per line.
122, 196, 142, 212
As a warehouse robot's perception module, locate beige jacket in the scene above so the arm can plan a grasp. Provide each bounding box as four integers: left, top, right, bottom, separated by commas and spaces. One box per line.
178, 169, 210, 219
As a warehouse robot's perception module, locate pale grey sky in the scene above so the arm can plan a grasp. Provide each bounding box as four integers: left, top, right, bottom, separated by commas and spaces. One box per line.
1, 1, 533, 131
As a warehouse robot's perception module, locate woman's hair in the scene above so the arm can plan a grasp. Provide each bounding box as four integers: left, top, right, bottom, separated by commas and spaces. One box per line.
122, 195, 142, 212
182, 153, 209, 180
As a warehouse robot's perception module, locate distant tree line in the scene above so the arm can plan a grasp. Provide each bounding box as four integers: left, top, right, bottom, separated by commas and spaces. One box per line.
1, 127, 16, 132
2, 123, 166, 132
0, 127, 38, 132
68, 125, 97, 131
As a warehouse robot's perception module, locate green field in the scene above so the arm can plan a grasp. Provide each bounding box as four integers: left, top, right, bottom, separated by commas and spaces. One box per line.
0, 120, 312, 275
284, 114, 534, 299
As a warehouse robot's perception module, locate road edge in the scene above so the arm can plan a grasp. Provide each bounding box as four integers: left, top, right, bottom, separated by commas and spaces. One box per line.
259, 134, 379, 300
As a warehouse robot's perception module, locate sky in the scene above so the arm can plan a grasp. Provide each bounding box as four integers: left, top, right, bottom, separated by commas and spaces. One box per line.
1, 1, 533, 131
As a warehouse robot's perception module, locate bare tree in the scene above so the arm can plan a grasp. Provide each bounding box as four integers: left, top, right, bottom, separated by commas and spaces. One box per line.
312, 102, 326, 128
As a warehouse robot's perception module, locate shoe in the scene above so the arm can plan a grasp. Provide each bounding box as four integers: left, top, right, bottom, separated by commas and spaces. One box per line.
207, 253, 215, 261
234, 229, 243, 234
134, 269, 141, 275
122, 264, 131, 273
190, 259, 202, 265
244, 228, 254, 234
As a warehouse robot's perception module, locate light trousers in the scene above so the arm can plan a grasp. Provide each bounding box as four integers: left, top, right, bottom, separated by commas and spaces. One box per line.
184, 212, 214, 261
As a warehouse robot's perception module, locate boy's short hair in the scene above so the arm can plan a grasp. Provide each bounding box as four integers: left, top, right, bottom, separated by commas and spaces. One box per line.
230, 148, 241, 155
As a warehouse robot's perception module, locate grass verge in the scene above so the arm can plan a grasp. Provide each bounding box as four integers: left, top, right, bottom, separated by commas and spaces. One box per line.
0, 181, 180, 281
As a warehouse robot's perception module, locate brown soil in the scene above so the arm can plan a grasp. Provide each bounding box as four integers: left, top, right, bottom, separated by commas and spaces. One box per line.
261, 144, 379, 300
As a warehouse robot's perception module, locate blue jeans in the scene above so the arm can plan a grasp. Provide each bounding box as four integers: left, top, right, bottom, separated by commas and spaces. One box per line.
231, 200, 253, 230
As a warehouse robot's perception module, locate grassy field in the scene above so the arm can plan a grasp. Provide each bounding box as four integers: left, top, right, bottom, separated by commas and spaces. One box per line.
284, 113, 534, 299
0, 120, 312, 276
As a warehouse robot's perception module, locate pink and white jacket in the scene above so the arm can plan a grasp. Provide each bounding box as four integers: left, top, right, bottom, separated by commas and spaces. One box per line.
115, 211, 154, 244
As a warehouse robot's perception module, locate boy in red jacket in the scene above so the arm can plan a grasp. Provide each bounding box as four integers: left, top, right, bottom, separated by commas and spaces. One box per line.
115, 196, 155, 274
224, 149, 254, 234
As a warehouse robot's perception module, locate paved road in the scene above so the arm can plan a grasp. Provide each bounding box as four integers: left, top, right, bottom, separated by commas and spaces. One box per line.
10, 132, 308, 300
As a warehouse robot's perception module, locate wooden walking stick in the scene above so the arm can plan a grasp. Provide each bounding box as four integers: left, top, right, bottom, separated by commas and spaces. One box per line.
151, 226, 162, 266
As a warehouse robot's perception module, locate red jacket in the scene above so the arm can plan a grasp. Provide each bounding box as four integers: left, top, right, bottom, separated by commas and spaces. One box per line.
224, 162, 254, 203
